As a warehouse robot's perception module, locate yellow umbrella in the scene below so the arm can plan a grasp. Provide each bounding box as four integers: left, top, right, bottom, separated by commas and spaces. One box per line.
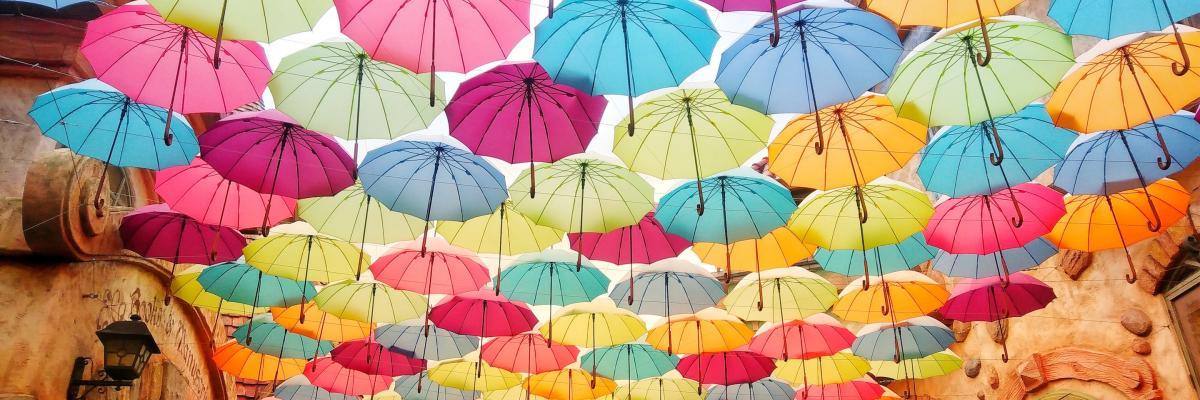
646, 308, 754, 355
540, 298, 647, 347
830, 272, 949, 324
722, 267, 838, 322
869, 350, 963, 380
527, 368, 617, 400
863, 0, 1025, 67
270, 302, 372, 342
437, 200, 565, 256
610, 377, 704, 400
768, 94, 926, 190
313, 280, 427, 324
692, 227, 816, 274
171, 264, 264, 316
297, 182, 425, 245
428, 358, 524, 392
772, 352, 870, 387
243, 233, 368, 283
484, 386, 550, 400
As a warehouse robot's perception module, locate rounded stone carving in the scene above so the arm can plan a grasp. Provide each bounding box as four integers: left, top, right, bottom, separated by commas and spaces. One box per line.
988, 319, 1008, 343
1132, 339, 1152, 355
963, 358, 982, 378
1120, 309, 1153, 337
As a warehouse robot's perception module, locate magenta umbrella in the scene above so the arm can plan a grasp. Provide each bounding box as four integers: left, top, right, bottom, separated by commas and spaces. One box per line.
80, 3, 270, 144
335, 0, 529, 104
155, 157, 296, 230
120, 204, 246, 303
428, 290, 539, 338
677, 351, 775, 391
330, 340, 427, 377
199, 110, 355, 232
939, 272, 1055, 362
568, 211, 691, 289
447, 61, 607, 196
922, 183, 1065, 284
697, 0, 804, 47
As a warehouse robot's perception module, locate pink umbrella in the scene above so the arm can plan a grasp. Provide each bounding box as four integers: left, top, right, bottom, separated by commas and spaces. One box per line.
199, 110, 355, 231
304, 357, 392, 395
939, 272, 1055, 362
677, 351, 775, 390
330, 340, 427, 377
120, 204, 246, 300
155, 158, 296, 230
370, 239, 491, 295
480, 333, 579, 374
80, 3, 270, 144
797, 380, 888, 400
335, 0, 529, 104
569, 212, 691, 289
748, 314, 856, 361
448, 61, 607, 196
428, 290, 539, 337
923, 183, 1065, 283
697, 0, 805, 47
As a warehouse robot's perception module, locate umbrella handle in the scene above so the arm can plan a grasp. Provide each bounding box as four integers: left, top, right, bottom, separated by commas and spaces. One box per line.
987, 120, 1004, 166
1145, 187, 1164, 232
855, 186, 869, 223
695, 178, 706, 215
1154, 124, 1173, 170
1124, 247, 1138, 284
972, 0, 993, 66
768, 0, 780, 47
547, 0, 554, 18
756, 278, 764, 311
1007, 191, 1024, 228
892, 333, 901, 363
880, 281, 892, 316
1167, 11, 1191, 76
211, 0, 229, 69
813, 111, 826, 155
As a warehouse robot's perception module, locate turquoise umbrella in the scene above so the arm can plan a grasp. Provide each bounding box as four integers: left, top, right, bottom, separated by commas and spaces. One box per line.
932, 237, 1057, 279
197, 262, 317, 309
499, 249, 610, 306
851, 317, 954, 363
232, 315, 333, 359
813, 234, 937, 276
580, 344, 678, 381
1049, 0, 1200, 39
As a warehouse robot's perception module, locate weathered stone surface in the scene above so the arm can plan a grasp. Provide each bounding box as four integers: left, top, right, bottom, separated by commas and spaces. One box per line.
952, 320, 972, 342
1058, 250, 1093, 280
988, 319, 1008, 343
987, 366, 1000, 388
996, 347, 1163, 400
963, 358, 981, 378
1121, 309, 1153, 337
1132, 339, 1152, 355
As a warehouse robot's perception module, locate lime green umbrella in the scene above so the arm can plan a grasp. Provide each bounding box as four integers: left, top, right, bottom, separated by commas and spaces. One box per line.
314, 280, 427, 324
722, 267, 838, 322
148, 0, 330, 67
243, 233, 368, 283
436, 200, 564, 257
612, 88, 771, 214
298, 182, 425, 245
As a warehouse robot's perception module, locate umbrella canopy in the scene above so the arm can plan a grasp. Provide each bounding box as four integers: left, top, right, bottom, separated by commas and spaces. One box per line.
796, 380, 895, 400
768, 94, 926, 190
393, 373, 478, 400
772, 352, 870, 386
439, 201, 565, 256
484, 386, 550, 400
214, 341, 307, 381
512, 157, 655, 234
678, 351, 776, 386
370, 238, 490, 295
1048, 0, 1200, 38
932, 238, 1058, 279
612, 377, 704, 400
298, 183, 425, 245
863, 0, 1022, 27
304, 357, 392, 396
499, 249, 610, 306
481, 333, 579, 374
1, 0, 101, 16
156, 158, 296, 230
705, 378, 795, 400
146, 0, 329, 43
580, 344, 679, 381
275, 380, 358, 400
1053, 114, 1200, 195
429, 290, 539, 337
717, 6, 902, 115
271, 303, 372, 342
747, 314, 857, 361
244, 234, 367, 283
329, 340, 426, 376
232, 315, 333, 359
693, 227, 816, 274
851, 317, 955, 362
868, 351, 962, 380
646, 308, 754, 355
923, 183, 1066, 258
609, 258, 725, 316
198, 262, 317, 309
656, 172, 797, 244
427, 359, 524, 391
527, 368, 617, 400
374, 322, 480, 361
120, 205, 245, 267
314, 280, 428, 324
940, 273, 1056, 322
813, 233, 937, 277
723, 267, 839, 322
831, 272, 950, 323
918, 104, 1078, 197
570, 212, 691, 266
172, 265, 264, 315
541, 299, 648, 347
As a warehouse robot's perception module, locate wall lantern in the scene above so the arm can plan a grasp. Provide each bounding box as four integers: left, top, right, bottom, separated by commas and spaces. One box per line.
67, 315, 161, 399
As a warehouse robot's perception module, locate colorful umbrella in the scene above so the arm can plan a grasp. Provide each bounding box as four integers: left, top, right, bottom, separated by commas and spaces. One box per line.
314, 280, 428, 324
120, 204, 245, 277
447, 61, 607, 195
931, 238, 1057, 279
329, 340, 426, 376
271, 303, 372, 342
438, 200, 565, 259
747, 314, 856, 361
304, 357, 392, 396
698, 0, 804, 46
797, 380, 896, 400
298, 182, 425, 245
1049, 0, 1200, 39
198, 262, 316, 311
429, 290, 539, 337
768, 94, 925, 189
499, 249, 610, 307
851, 317, 955, 363
1, 0, 101, 17
480, 333, 579, 374
868, 351, 962, 380
540, 299, 648, 348
172, 265, 265, 316
717, 6, 902, 115
580, 344, 679, 381
393, 373, 478, 400
831, 272, 949, 323
232, 315, 333, 359
1053, 114, 1200, 195
609, 258, 725, 316
214, 341, 307, 381
646, 308, 753, 355
156, 157, 295, 230
374, 322, 479, 361
813, 233, 937, 277
772, 352, 870, 387
678, 351, 775, 387
534, 0, 718, 136
428, 358, 523, 392
569, 212, 691, 268
692, 227, 816, 275
722, 267, 838, 322
940, 273, 1055, 361
527, 368, 617, 400
244, 234, 367, 283
704, 378, 795, 400
146, 0, 329, 67
275, 380, 357, 400
863, 0, 1022, 28
371, 238, 490, 296
612, 377, 704, 400
484, 386, 549, 400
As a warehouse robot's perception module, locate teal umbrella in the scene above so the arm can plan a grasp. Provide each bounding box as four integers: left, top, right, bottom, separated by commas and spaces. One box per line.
580, 344, 678, 381
197, 262, 317, 308
813, 233, 937, 276
232, 314, 333, 359
499, 249, 610, 306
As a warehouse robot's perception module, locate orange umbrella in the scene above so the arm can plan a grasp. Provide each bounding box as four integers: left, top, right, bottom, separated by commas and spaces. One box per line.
768, 94, 926, 190
270, 302, 372, 342
526, 368, 616, 400
692, 227, 816, 274
213, 341, 306, 381
1046, 178, 1190, 282
862, 0, 1025, 66
831, 271, 949, 324
646, 308, 754, 355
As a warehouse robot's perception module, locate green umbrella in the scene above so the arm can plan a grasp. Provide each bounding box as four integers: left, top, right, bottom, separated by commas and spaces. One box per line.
314, 280, 428, 324
436, 200, 563, 257
148, 0, 330, 67
580, 344, 679, 381
232, 314, 333, 359
498, 249, 611, 306
298, 182, 425, 245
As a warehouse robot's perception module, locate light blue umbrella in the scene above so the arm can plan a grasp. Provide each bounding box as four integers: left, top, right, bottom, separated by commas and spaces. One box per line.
932, 237, 1058, 279
813, 233, 937, 276
375, 322, 479, 361
534, 0, 718, 136
580, 344, 678, 380
1048, 0, 1200, 39
231, 314, 333, 359
1054, 113, 1200, 195
2, 0, 103, 18
705, 378, 795, 400
655, 170, 796, 245
359, 138, 508, 253
608, 259, 725, 316
274, 384, 356, 400
716, 5, 902, 114
851, 317, 954, 362
499, 249, 611, 306
393, 373, 478, 400
919, 104, 1078, 197
197, 262, 317, 309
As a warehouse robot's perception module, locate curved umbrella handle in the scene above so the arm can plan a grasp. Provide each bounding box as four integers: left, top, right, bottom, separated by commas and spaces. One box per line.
768, 0, 781, 47
892, 332, 901, 363
972, 0, 993, 66
1124, 247, 1139, 284
1007, 191, 1024, 228
1170, 21, 1192, 76
1001, 340, 1009, 363
695, 179, 706, 215
626, 96, 636, 137
756, 279, 765, 311
1145, 187, 1164, 232
1154, 125, 1174, 170
855, 186, 869, 224
813, 112, 826, 154
987, 120, 1004, 166
880, 281, 892, 316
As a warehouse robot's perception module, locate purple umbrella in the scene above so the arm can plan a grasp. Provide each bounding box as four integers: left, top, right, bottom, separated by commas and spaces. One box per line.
200, 110, 355, 232
120, 204, 247, 303
446, 61, 607, 197
939, 272, 1055, 362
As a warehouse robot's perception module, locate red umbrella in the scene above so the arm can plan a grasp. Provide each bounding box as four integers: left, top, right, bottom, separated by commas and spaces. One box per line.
155, 157, 296, 230
481, 333, 579, 374
748, 314, 856, 361
797, 380, 890, 400
370, 238, 491, 295
303, 357, 392, 396
120, 204, 246, 304
429, 290, 539, 337
569, 212, 691, 289
678, 351, 775, 390
939, 273, 1056, 362
330, 340, 426, 377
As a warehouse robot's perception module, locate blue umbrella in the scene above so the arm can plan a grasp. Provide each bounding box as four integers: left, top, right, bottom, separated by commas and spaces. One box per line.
851, 317, 954, 362
499, 249, 611, 306
359, 138, 508, 253
1049, 0, 1200, 39
716, 5, 901, 115
393, 373, 478, 400
534, 0, 718, 136
28, 79, 197, 210
231, 315, 333, 359
813, 233, 937, 276
919, 104, 1078, 197
1, 0, 103, 18
932, 237, 1057, 279
374, 322, 479, 361
608, 259, 725, 316
274, 384, 356, 400
705, 378, 795, 400
1054, 113, 1200, 195
580, 344, 679, 380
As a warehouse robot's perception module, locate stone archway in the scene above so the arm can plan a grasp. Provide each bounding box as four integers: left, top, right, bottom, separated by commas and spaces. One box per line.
995, 348, 1162, 400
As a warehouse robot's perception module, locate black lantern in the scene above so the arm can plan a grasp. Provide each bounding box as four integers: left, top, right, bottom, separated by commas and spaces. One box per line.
68, 315, 160, 399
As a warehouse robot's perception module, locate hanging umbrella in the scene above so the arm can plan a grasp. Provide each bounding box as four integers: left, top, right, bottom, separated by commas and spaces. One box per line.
678, 351, 775, 387
717, 5, 902, 116
231, 315, 333, 359
80, 3, 270, 140
609, 258, 725, 316
120, 204, 245, 279
1054, 114, 1200, 195
534, 0, 718, 136
499, 249, 610, 307
156, 158, 296, 230
918, 104, 1078, 197
336, 0, 528, 103
570, 212, 691, 266
304, 357, 392, 396
646, 308, 753, 355
371, 238, 491, 296
213, 341, 307, 381
484, 386, 550, 400
480, 333, 579, 374
851, 317, 955, 363
831, 272, 949, 323
147, 0, 329, 67
244, 234, 367, 284
271, 303, 372, 342
172, 265, 264, 316
868, 351, 962, 380
448, 61, 607, 196
772, 352, 870, 387
768, 94, 926, 189
29, 79, 198, 213
940, 273, 1055, 361
692, 227, 816, 275
393, 373, 478, 400
438, 200, 565, 258
527, 368, 617, 400
698, 0, 805, 46
428, 358, 524, 391
863, 0, 1022, 28
298, 183, 425, 245
932, 238, 1058, 279
314, 280, 428, 324
329, 340, 426, 376
374, 322, 480, 361
612, 377, 704, 400
704, 378, 795, 400
797, 380, 896, 400
580, 344, 679, 381
722, 267, 838, 322
358, 138, 508, 253
429, 290, 539, 337
540, 298, 648, 348
1049, 0, 1200, 39
1, 0, 102, 17
275, 380, 358, 400
813, 233, 937, 277
613, 88, 772, 207
747, 314, 856, 361
1048, 179, 1191, 282
198, 262, 317, 311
